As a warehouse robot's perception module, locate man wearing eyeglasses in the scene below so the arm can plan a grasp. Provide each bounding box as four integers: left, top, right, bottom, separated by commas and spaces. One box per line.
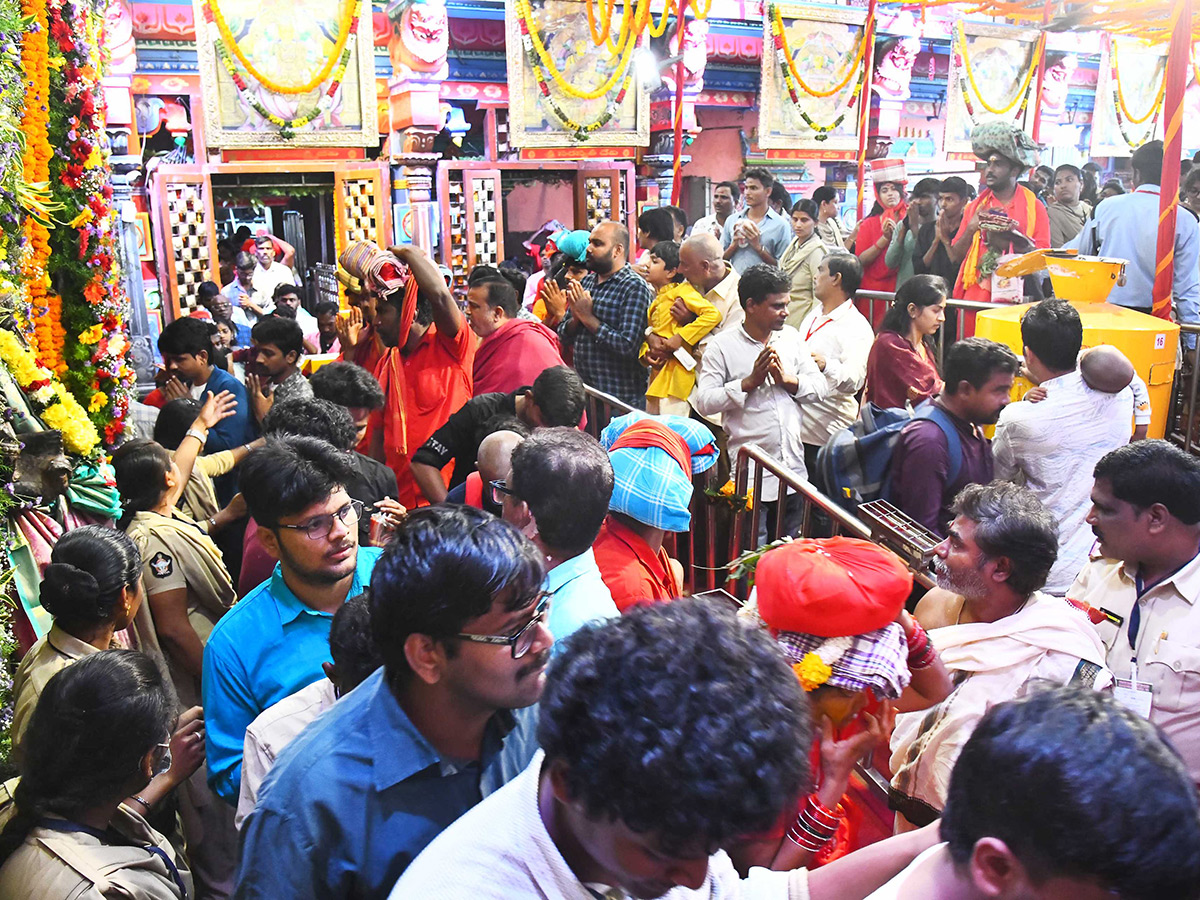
203, 436, 386, 806
235, 505, 550, 900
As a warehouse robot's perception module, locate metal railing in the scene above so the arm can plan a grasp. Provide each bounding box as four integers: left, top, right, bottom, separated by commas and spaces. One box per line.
1166, 323, 1200, 455
855, 290, 1006, 370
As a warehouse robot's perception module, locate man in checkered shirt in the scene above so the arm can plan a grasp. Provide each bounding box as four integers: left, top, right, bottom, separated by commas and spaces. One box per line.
557, 222, 653, 409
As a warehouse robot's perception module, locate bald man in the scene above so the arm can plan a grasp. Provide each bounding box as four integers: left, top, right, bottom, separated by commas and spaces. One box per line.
557, 221, 653, 408
676, 233, 743, 354
445, 429, 526, 514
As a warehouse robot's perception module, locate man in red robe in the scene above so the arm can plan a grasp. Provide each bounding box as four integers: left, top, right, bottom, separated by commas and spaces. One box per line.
466, 276, 566, 396
950, 122, 1050, 304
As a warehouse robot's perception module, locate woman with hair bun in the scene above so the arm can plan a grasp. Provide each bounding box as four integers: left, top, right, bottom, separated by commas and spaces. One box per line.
12, 527, 144, 753
0, 651, 198, 899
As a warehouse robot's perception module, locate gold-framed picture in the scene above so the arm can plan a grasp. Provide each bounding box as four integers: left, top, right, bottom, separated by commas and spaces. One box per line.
505, 0, 649, 149
1090, 36, 1166, 157
758, 4, 868, 153
192, 0, 379, 149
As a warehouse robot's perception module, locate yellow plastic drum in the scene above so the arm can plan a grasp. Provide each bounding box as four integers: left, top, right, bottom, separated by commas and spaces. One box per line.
974, 301, 1179, 439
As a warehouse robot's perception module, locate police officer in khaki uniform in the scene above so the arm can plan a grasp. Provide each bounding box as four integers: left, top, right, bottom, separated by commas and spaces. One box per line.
1068, 440, 1200, 785
0, 652, 198, 899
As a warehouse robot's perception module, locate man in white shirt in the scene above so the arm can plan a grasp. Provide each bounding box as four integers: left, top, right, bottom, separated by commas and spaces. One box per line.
393, 598, 939, 900
253, 234, 301, 298
272, 283, 319, 336
868, 686, 1200, 900
676, 233, 742, 350
221, 252, 272, 324
796, 253, 874, 474
992, 299, 1132, 594
235, 595, 381, 828
691, 181, 739, 242
694, 265, 828, 545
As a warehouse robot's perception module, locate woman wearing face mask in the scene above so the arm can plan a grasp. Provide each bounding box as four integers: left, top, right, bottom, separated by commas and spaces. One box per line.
728, 538, 952, 875
0, 651, 200, 899
853, 159, 909, 296
779, 199, 828, 327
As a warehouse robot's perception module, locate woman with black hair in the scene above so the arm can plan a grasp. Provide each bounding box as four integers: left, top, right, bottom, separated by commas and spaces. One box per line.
112, 439, 235, 708
864, 274, 947, 410
0, 651, 198, 899
12, 527, 144, 753
779, 198, 828, 327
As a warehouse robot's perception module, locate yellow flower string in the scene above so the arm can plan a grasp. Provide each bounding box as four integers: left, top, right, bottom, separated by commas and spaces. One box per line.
773, 4, 868, 99
957, 23, 1043, 117
586, 0, 617, 52
646, 0, 676, 39
519, 0, 639, 101
209, 0, 357, 95
1112, 40, 1166, 125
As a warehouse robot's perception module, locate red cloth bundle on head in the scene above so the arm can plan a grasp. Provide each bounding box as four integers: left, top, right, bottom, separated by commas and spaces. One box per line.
868, 158, 908, 224
755, 537, 912, 638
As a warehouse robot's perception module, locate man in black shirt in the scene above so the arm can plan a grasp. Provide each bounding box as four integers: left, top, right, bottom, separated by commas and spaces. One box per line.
913, 175, 971, 290
410, 365, 585, 504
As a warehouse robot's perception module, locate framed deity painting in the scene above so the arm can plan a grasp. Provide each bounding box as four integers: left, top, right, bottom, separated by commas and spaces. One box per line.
192, 0, 379, 148
1091, 36, 1166, 157
758, 4, 869, 152
505, 0, 649, 149
944, 22, 1041, 156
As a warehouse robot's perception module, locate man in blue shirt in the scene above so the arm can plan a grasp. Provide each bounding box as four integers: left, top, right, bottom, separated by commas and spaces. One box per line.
203, 436, 384, 803
721, 167, 793, 273
234, 505, 549, 899
158, 316, 257, 502
1066, 140, 1200, 348
500, 427, 619, 645
557, 221, 653, 409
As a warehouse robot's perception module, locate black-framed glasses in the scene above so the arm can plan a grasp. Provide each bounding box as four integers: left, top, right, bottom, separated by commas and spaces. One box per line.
277, 499, 363, 541
455, 593, 549, 659
489, 479, 514, 506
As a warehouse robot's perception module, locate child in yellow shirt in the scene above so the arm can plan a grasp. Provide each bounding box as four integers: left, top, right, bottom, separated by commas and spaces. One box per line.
639, 241, 721, 416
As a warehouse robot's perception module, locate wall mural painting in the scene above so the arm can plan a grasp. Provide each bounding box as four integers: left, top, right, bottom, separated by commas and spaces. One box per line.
758, 4, 869, 152
505, 0, 649, 148
192, 0, 379, 148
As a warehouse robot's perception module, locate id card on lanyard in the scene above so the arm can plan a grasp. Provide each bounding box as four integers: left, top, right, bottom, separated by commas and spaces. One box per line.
1114, 575, 1154, 718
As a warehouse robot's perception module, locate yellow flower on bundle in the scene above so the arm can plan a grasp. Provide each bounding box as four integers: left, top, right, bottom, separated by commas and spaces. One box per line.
793, 653, 832, 692
79, 324, 104, 345
88, 391, 108, 412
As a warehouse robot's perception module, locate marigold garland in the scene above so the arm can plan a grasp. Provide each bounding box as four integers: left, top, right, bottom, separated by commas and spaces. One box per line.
19, 0, 51, 346
0, 329, 99, 457
517, 0, 640, 101
955, 23, 1043, 118
770, 3, 868, 100
206, 0, 357, 95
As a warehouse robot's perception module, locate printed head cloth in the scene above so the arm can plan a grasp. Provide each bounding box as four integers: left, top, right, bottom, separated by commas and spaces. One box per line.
970, 121, 1040, 170
600, 411, 719, 533
551, 229, 591, 263
754, 538, 914, 699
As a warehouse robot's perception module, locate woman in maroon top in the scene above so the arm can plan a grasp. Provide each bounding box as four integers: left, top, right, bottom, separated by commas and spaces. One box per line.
865, 275, 946, 410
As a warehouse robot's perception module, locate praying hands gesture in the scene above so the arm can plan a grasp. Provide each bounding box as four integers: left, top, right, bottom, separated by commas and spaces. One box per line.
335, 305, 366, 350
245, 373, 274, 423
768, 349, 800, 394
741, 346, 775, 393
567, 280, 599, 332
539, 279, 568, 324
162, 374, 189, 402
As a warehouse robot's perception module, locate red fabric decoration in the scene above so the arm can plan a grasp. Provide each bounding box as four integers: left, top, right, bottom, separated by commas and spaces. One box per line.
755, 537, 911, 638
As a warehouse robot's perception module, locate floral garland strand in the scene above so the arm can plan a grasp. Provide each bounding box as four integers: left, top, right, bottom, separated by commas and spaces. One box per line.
207, 0, 357, 95
0, 0, 30, 321
45, 0, 135, 446
1110, 40, 1164, 149
0, 330, 100, 457
769, 4, 866, 141
18, 0, 51, 347
516, 0, 641, 102
769, 3, 868, 100
953, 33, 1038, 126
955, 23, 1042, 119
517, 0, 637, 140
200, 0, 357, 138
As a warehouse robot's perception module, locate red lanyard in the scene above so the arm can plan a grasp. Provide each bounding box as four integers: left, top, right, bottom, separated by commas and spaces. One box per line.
805, 316, 833, 341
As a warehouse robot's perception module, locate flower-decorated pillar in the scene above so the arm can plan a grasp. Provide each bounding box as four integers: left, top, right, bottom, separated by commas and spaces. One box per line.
641, 17, 708, 205
386, 0, 447, 253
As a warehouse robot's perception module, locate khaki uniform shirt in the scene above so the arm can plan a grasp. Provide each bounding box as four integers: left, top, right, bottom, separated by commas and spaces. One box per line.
11, 625, 102, 762
1067, 551, 1200, 782
174, 450, 236, 528
0, 798, 192, 900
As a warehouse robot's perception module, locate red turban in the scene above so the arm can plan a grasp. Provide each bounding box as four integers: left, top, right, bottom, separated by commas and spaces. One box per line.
755, 537, 912, 638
